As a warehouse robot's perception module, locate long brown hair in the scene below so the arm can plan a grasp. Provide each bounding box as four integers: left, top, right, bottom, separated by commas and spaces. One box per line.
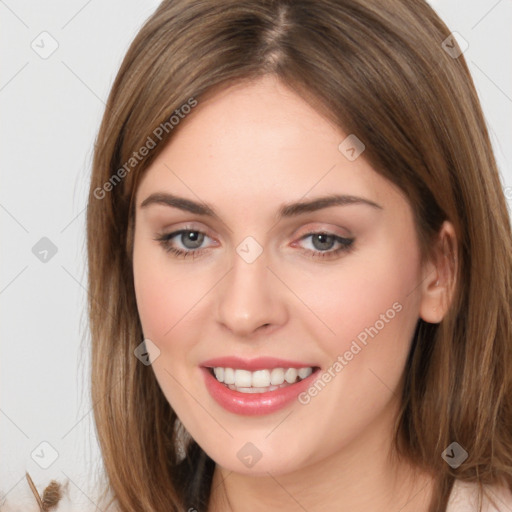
86, 1, 512, 510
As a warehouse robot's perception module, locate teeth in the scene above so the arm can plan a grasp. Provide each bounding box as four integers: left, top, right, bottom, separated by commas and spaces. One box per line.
298, 367, 313, 379
223, 367, 235, 384
210, 366, 314, 391
284, 368, 298, 383
213, 367, 224, 382
234, 369, 252, 387
270, 368, 285, 385
237, 386, 277, 394
252, 369, 270, 387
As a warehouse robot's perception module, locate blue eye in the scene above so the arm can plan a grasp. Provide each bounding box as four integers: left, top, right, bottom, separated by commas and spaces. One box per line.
154, 229, 354, 260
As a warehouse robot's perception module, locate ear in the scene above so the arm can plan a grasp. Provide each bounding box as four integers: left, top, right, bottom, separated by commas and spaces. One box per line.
418, 220, 458, 324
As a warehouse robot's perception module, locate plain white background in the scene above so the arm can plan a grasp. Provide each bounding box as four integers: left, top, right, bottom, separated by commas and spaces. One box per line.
1, 0, 511, 507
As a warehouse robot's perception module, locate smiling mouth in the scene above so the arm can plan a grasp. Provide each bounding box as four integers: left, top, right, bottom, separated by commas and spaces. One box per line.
207, 366, 319, 394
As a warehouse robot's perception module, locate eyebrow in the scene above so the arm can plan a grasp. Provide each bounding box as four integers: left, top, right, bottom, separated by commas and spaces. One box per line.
140, 192, 383, 219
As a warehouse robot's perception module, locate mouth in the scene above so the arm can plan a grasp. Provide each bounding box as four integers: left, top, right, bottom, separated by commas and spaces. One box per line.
200, 357, 321, 415
207, 366, 316, 393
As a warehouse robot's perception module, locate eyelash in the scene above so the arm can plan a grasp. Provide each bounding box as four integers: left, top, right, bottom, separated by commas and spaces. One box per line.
154, 228, 355, 260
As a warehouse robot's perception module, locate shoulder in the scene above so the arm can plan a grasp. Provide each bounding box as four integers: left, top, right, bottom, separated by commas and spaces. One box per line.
447, 479, 512, 512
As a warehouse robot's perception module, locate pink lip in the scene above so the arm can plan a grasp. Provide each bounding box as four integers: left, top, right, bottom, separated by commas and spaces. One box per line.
200, 364, 320, 416
200, 356, 315, 371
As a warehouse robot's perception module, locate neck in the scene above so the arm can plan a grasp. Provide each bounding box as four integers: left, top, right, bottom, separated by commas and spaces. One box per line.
207, 403, 435, 512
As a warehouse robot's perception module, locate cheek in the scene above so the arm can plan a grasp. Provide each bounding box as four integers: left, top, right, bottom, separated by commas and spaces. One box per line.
132, 240, 220, 382
133, 240, 197, 341
134, 275, 173, 340
132, 242, 216, 438
285, 230, 422, 375
134, 275, 211, 360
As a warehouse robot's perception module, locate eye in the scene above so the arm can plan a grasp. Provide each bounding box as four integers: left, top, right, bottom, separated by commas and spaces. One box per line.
294, 232, 354, 260
154, 229, 213, 259
154, 228, 355, 260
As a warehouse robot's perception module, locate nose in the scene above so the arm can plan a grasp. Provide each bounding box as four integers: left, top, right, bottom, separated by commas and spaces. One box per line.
215, 247, 288, 338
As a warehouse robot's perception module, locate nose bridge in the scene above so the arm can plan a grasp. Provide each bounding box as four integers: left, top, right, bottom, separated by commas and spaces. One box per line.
215, 239, 286, 336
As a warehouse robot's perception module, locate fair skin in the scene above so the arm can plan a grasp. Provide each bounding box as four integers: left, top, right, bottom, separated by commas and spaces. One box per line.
132, 75, 456, 511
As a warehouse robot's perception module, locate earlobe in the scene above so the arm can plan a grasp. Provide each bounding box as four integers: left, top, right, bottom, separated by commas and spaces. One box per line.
418, 221, 458, 324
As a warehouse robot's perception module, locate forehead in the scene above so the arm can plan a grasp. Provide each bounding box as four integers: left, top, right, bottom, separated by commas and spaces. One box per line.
136, 76, 403, 215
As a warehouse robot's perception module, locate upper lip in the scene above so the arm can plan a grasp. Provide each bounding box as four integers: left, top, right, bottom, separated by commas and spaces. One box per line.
201, 356, 318, 371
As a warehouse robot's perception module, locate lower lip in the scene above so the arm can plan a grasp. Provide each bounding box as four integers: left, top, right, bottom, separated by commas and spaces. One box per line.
201, 367, 319, 416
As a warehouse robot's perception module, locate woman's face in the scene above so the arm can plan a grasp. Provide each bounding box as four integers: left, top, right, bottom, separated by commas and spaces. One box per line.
132, 75, 431, 476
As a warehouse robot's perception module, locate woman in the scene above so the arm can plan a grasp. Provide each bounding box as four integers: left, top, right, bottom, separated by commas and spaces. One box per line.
17, 0, 512, 511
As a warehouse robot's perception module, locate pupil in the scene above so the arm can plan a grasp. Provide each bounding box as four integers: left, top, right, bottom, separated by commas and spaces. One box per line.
182, 231, 204, 249
313, 234, 334, 251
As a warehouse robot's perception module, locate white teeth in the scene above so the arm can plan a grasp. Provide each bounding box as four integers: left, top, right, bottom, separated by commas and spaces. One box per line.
284, 368, 298, 383
234, 369, 252, 387
237, 386, 275, 394
270, 368, 285, 385
210, 366, 314, 391
223, 367, 235, 384
252, 369, 270, 387
298, 367, 313, 379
